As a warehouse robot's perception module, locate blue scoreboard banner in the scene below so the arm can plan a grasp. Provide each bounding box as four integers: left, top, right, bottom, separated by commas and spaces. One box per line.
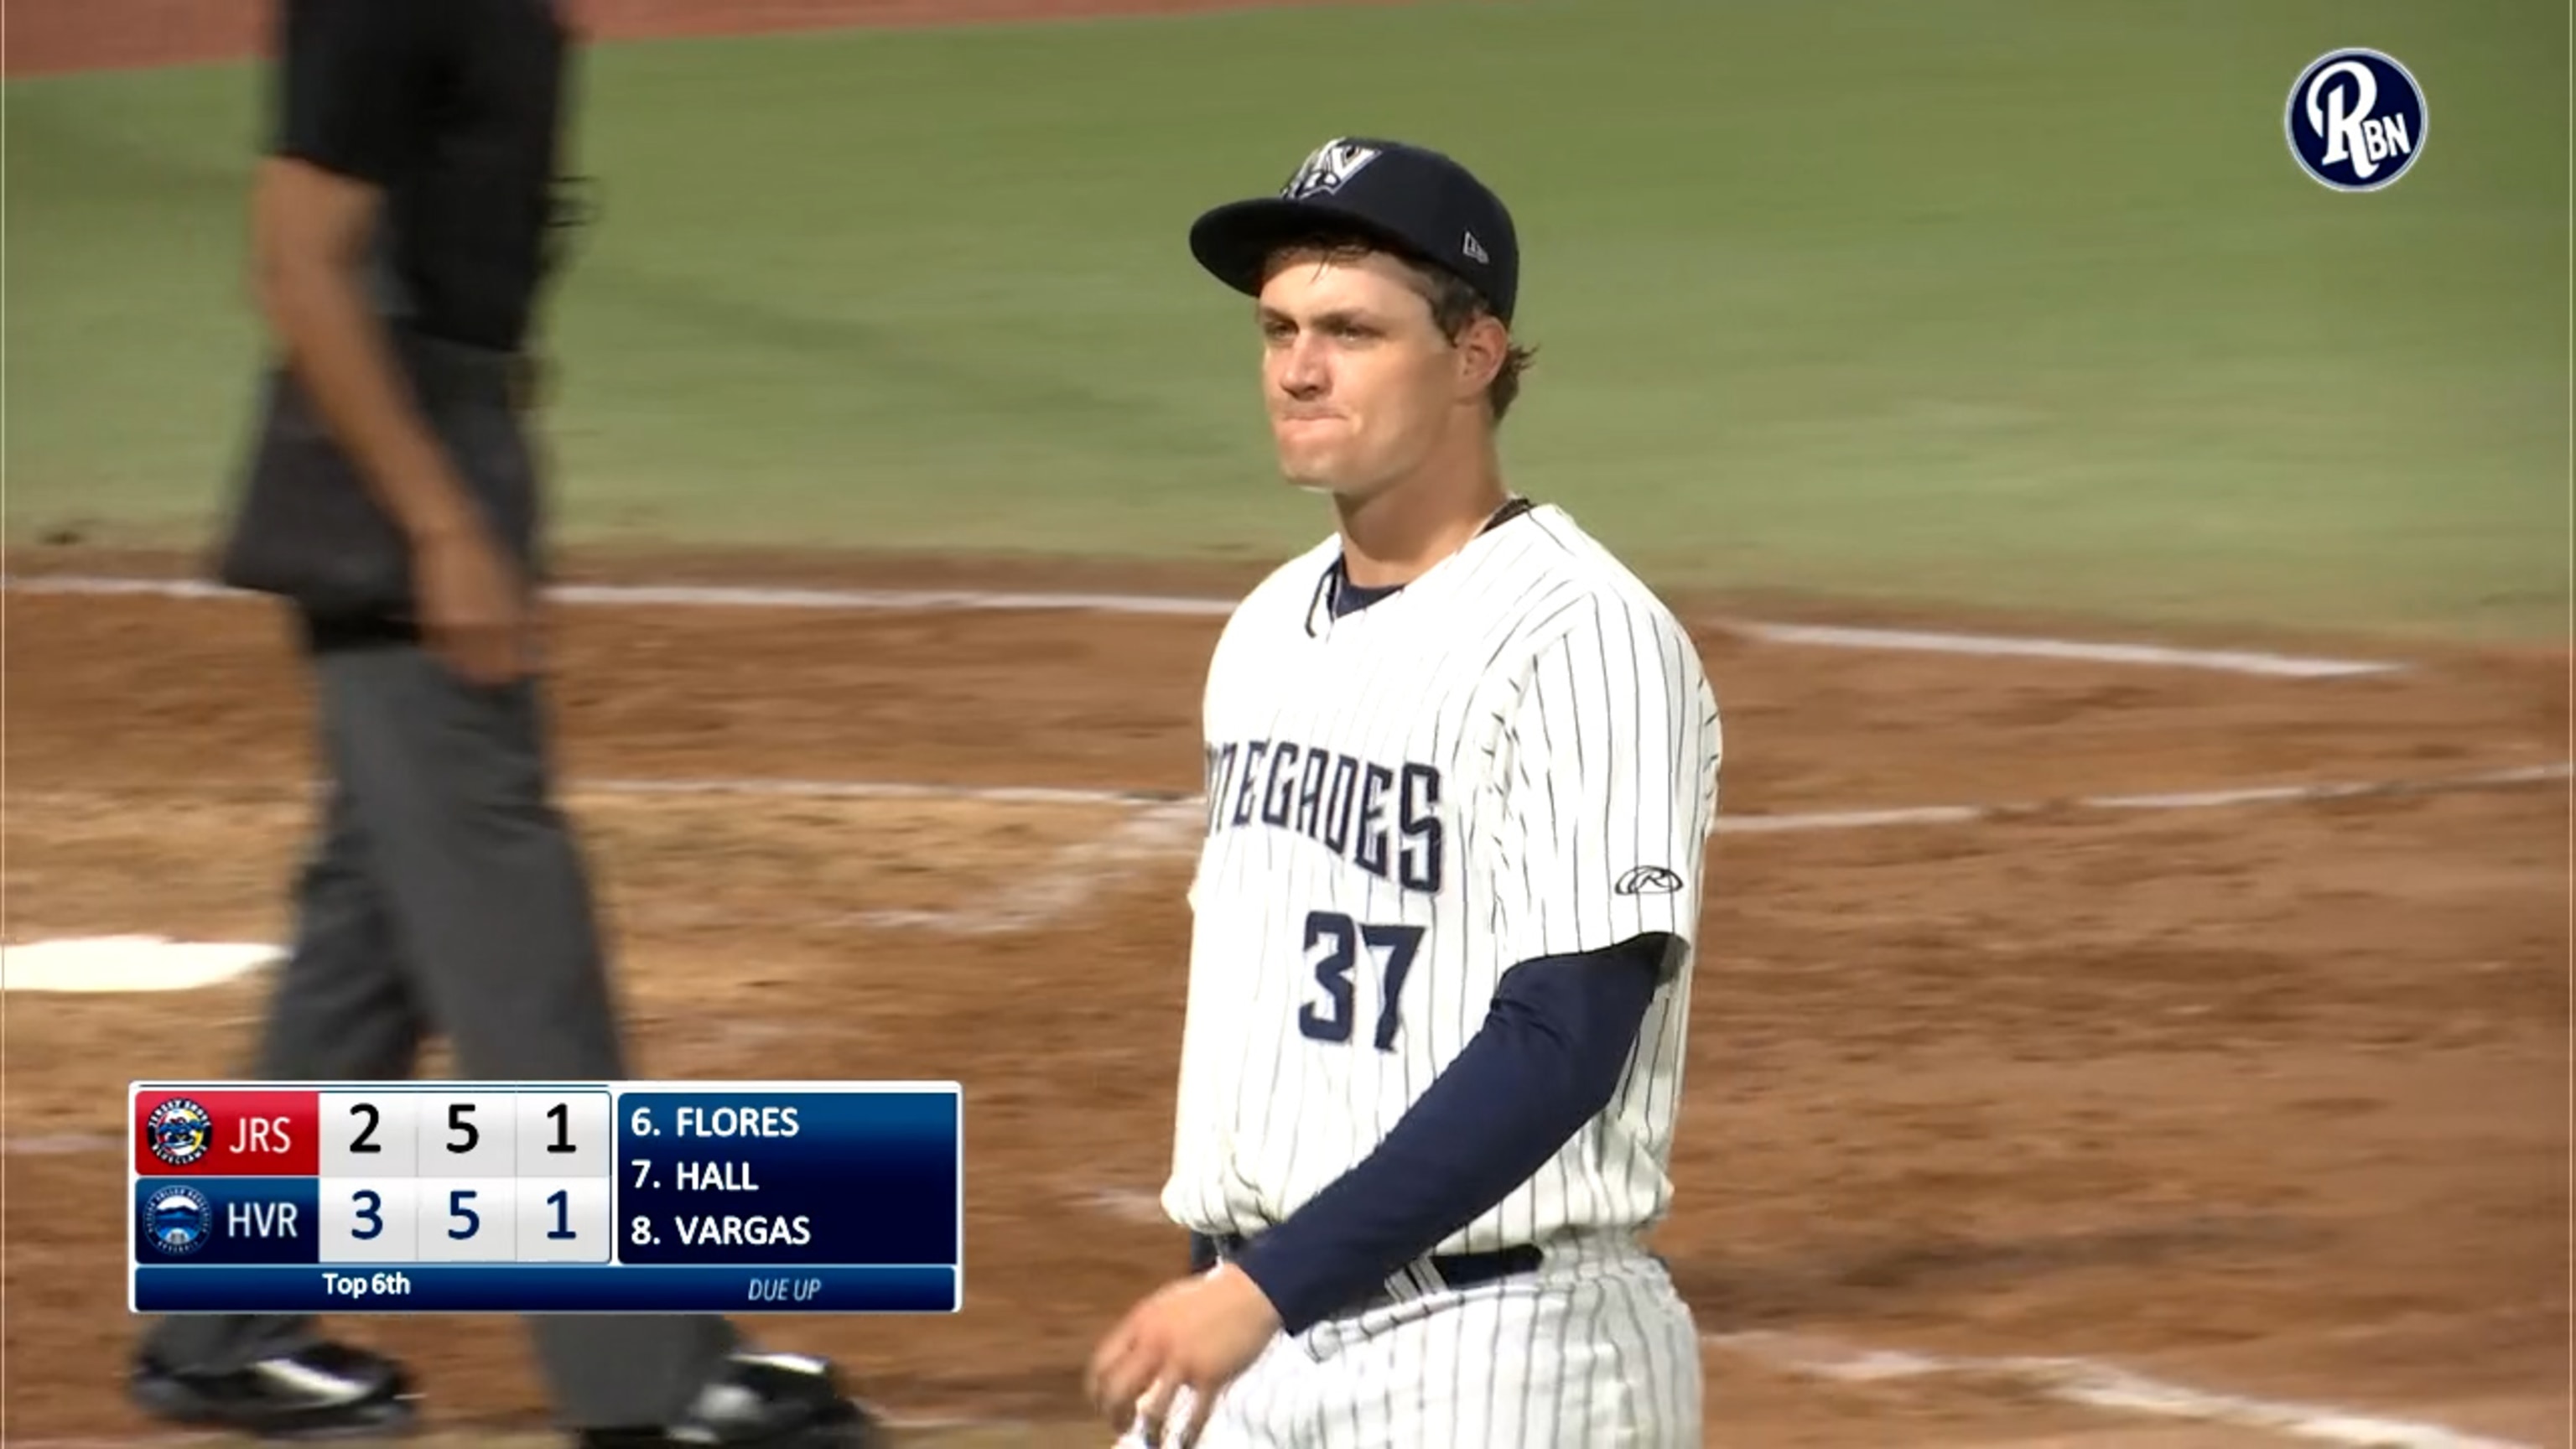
130, 1080, 962, 1314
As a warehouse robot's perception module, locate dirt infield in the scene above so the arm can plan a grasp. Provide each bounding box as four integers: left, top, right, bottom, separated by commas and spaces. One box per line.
4, 548, 2569, 1446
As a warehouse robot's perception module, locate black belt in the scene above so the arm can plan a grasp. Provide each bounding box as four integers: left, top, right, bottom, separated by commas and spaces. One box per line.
1213, 1233, 1543, 1315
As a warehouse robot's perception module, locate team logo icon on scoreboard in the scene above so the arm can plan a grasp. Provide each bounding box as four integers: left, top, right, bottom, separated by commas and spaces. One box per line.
146, 1098, 215, 1167
143, 1185, 214, 1256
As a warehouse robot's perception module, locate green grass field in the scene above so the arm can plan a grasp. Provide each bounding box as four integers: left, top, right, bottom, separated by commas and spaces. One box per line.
8, 0, 2568, 639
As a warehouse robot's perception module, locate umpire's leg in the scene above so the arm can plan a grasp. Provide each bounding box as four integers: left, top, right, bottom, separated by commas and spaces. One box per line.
137, 772, 428, 1377
312, 632, 741, 1427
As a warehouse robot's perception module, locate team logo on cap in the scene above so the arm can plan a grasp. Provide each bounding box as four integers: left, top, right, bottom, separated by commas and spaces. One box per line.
1282, 139, 1384, 200
143, 1185, 214, 1256
146, 1098, 214, 1166
2286, 49, 2427, 192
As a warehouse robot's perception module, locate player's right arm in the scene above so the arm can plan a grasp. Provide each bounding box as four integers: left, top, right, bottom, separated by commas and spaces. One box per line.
255, 0, 528, 684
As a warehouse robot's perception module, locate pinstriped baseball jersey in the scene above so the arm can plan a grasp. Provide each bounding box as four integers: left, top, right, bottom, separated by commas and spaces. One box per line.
1159, 501, 1722, 1257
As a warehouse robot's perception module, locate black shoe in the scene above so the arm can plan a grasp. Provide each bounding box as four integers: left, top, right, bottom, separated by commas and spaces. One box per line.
577, 1353, 882, 1448
129, 1340, 420, 1439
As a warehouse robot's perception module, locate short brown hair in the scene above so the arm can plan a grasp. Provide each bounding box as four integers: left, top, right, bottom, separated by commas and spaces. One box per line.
1264, 236, 1538, 423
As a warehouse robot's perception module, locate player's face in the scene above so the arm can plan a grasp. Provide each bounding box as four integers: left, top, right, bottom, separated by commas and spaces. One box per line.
1254, 250, 1485, 496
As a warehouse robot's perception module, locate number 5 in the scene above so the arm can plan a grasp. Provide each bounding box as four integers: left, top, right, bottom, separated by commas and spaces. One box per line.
1297, 911, 1422, 1052
448, 1189, 480, 1240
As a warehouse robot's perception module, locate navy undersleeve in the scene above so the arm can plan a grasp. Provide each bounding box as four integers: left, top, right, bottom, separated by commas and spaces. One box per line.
1212, 932, 1675, 1334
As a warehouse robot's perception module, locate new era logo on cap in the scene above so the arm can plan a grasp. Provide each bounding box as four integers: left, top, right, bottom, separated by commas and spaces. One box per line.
1188, 135, 1523, 325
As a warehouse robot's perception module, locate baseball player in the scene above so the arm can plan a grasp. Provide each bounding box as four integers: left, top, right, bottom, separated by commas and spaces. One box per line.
1086, 137, 1722, 1447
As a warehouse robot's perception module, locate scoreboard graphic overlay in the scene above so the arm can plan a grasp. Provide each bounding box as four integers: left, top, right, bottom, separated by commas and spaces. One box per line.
131, 1082, 961, 1314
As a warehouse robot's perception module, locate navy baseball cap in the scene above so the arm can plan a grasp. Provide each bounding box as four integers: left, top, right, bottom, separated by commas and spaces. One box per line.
1189, 137, 1520, 325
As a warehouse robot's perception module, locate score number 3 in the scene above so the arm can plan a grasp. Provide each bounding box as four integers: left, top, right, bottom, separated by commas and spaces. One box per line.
1297, 911, 1423, 1052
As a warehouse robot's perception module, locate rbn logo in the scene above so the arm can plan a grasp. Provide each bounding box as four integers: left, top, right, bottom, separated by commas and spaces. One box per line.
2288, 49, 2428, 193
2306, 61, 2412, 174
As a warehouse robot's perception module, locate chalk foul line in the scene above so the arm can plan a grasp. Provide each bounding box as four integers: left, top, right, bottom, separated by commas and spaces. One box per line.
853, 800, 1203, 934
25, 762, 2559, 824
1731, 619, 2398, 678
588, 776, 1197, 808
596, 761, 2566, 939
579, 761, 2572, 833
1705, 1329, 2535, 1448
5, 764, 2556, 958
2, 573, 2407, 678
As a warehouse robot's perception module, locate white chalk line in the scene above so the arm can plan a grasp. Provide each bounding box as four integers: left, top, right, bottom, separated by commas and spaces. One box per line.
24, 761, 2568, 825
2, 763, 2558, 959
617, 761, 2569, 938
1737, 619, 2402, 678
9, 764, 2561, 953
2, 573, 2407, 678
591, 776, 1197, 809
4, 1132, 125, 1155
1706, 1329, 2534, 1448
854, 798, 1202, 934
51, 761, 2552, 823
584, 761, 2571, 834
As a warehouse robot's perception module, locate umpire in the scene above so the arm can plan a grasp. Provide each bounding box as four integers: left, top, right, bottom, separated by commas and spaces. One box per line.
131, 3, 882, 1445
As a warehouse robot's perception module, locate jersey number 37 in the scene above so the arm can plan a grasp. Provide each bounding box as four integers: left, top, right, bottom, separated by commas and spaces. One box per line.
1297, 910, 1423, 1052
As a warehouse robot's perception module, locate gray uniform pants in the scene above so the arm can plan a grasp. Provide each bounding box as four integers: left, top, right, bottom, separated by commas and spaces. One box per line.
138, 627, 735, 1428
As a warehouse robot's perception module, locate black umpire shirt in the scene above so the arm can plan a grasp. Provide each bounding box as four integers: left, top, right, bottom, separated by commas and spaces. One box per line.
275, 0, 571, 355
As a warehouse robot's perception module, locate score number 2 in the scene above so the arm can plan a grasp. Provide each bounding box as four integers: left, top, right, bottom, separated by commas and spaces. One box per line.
1297, 911, 1423, 1052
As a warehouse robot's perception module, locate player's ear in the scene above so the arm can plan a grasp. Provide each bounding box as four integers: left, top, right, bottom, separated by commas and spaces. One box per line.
1452, 313, 1509, 403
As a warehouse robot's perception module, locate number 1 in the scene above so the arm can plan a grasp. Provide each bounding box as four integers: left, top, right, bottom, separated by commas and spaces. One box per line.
547, 1102, 574, 1153
548, 1189, 575, 1240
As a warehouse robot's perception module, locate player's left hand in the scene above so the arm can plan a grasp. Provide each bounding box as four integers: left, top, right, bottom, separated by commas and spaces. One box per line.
1087, 1262, 1281, 1447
